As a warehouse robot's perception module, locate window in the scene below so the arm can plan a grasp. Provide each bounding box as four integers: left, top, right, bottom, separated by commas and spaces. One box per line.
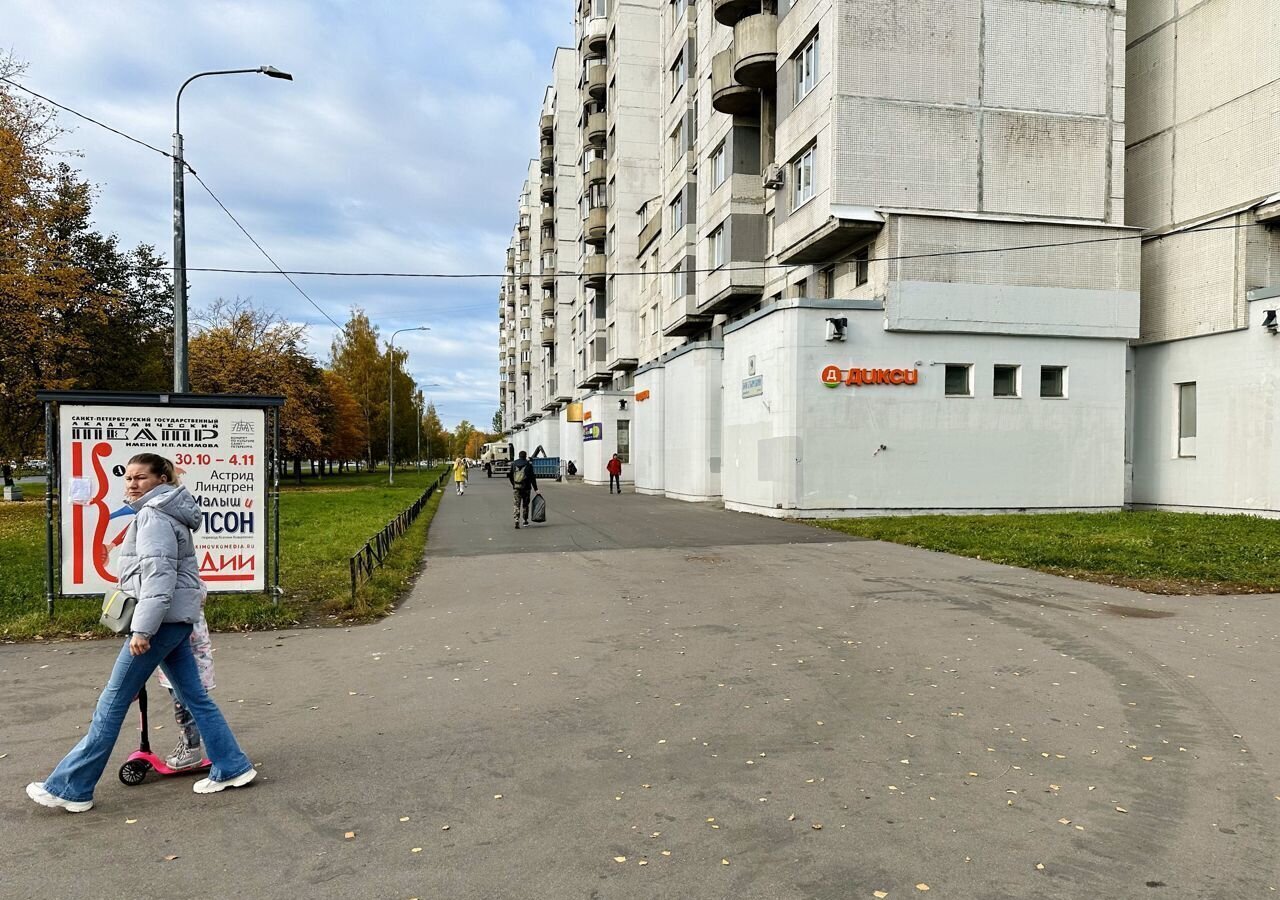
993, 364, 1020, 398
711, 142, 727, 188
793, 144, 815, 209
709, 225, 726, 267
651, 303, 659, 333
670, 51, 686, 95
794, 31, 819, 103
944, 364, 972, 397
671, 261, 686, 297
639, 312, 646, 335
592, 0, 607, 17
669, 119, 684, 169
818, 266, 835, 299
1178, 382, 1197, 457
616, 419, 630, 463
670, 0, 687, 26
854, 246, 870, 286
670, 192, 685, 230
1040, 366, 1066, 398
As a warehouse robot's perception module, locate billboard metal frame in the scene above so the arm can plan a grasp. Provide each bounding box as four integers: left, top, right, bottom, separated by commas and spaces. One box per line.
35, 391, 285, 616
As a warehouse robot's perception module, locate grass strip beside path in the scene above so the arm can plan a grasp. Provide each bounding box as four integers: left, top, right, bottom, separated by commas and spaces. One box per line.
0, 468, 447, 641
814, 511, 1280, 595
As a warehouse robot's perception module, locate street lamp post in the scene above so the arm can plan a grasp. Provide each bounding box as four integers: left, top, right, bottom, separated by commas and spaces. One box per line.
388, 326, 429, 485
172, 65, 292, 392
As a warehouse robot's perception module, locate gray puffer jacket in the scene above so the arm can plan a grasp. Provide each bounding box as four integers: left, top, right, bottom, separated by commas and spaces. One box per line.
116, 483, 204, 637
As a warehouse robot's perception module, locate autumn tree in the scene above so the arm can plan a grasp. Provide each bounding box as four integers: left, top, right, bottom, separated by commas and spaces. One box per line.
420, 402, 448, 463
318, 369, 364, 473
329, 309, 383, 470
0, 58, 172, 459
189, 298, 324, 483
451, 420, 477, 459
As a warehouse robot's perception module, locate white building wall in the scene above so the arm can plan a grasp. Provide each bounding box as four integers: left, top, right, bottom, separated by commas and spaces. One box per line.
581, 390, 634, 485
662, 344, 723, 501
559, 406, 585, 476
723, 302, 1130, 516
1131, 297, 1280, 516
633, 364, 665, 493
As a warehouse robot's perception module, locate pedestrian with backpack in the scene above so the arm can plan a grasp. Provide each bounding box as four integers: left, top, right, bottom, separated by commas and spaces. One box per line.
507, 450, 539, 529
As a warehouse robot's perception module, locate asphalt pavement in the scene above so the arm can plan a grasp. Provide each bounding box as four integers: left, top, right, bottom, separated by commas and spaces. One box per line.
3, 475, 1280, 899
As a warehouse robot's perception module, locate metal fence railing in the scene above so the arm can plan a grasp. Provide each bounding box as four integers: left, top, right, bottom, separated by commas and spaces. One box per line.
348, 469, 448, 600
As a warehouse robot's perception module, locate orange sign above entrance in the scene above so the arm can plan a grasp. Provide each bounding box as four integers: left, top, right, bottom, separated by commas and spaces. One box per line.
635, 390, 651, 402
821, 365, 919, 387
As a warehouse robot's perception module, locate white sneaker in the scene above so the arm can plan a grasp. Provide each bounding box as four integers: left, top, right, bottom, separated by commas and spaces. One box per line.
193, 767, 257, 794
26, 782, 93, 813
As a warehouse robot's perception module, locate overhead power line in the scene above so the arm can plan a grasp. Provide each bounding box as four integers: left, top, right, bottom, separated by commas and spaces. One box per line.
3, 77, 1272, 288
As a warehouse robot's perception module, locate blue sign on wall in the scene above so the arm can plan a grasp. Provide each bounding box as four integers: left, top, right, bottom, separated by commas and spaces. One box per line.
583, 423, 602, 441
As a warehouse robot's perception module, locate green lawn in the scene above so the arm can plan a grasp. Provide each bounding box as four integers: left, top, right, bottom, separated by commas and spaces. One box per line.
0, 467, 447, 641
814, 510, 1280, 595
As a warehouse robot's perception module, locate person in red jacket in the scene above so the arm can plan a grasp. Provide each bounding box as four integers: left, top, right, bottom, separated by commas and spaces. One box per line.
606, 453, 623, 495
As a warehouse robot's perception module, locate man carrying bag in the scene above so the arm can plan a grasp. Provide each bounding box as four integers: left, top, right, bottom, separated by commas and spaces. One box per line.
508, 450, 539, 529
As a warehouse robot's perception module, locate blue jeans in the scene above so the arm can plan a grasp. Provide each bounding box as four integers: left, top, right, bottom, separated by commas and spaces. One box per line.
41, 622, 252, 802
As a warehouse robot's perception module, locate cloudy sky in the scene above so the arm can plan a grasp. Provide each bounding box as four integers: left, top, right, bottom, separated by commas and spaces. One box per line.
5, 0, 574, 430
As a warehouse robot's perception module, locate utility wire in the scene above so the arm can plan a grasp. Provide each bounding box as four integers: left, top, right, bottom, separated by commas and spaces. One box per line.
4, 77, 1272, 286
0, 75, 173, 159
186, 169, 345, 331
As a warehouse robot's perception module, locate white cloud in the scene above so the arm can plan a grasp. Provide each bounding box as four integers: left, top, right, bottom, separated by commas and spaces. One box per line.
6, 0, 573, 429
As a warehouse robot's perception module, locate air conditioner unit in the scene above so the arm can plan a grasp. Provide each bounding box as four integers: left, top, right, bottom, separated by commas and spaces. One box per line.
763, 164, 784, 190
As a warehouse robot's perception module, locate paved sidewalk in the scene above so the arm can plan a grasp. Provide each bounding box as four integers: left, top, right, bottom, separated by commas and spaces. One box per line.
3, 476, 1279, 899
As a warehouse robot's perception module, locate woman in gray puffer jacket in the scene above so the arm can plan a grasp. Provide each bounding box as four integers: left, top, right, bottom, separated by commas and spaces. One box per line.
27, 453, 257, 813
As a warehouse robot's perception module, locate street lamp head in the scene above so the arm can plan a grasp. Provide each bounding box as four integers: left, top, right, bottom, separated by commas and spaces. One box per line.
259, 66, 293, 81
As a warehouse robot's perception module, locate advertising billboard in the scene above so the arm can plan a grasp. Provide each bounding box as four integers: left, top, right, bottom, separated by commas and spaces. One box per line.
57, 403, 267, 595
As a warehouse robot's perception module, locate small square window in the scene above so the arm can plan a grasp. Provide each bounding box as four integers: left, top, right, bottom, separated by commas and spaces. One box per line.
944, 364, 972, 397
1040, 366, 1066, 398
993, 364, 1020, 398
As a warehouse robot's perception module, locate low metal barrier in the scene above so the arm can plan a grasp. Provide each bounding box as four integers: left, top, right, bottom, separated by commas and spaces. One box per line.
349, 469, 448, 600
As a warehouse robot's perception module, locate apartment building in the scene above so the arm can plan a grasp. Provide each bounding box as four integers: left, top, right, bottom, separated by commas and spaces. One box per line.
504, 0, 1146, 515
1126, 0, 1280, 516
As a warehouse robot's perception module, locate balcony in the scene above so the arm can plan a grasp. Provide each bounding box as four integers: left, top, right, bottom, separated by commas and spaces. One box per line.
540, 206, 555, 229
540, 114, 554, 138
541, 231, 556, 254
584, 206, 607, 244
519, 273, 531, 290
713, 0, 758, 27
637, 204, 662, 255
580, 15, 607, 54
608, 354, 639, 372
700, 262, 767, 315
540, 292, 556, 316
540, 174, 555, 202
540, 143, 555, 174
542, 250, 557, 271
711, 48, 757, 117
586, 64, 607, 101
541, 325, 555, 346
584, 254, 607, 289
663, 293, 715, 337
733, 14, 777, 89
587, 158, 607, 185
520, 360, 531, 375
520, 337, 532, 352
586, 112, 608, 147
520, 314, 532, 330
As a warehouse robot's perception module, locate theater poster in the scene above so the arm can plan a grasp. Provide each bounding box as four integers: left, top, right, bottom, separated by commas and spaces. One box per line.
57, 403, 266, 595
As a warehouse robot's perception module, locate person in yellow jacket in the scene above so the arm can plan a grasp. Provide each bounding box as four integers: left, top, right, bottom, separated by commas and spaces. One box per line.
453, 456, 468, 495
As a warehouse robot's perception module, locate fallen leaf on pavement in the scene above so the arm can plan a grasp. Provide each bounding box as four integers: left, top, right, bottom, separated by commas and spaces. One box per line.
344, 831, 355, 839
614, 856, 627, 863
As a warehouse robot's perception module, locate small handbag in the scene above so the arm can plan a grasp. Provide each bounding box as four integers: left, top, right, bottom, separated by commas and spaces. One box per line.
100, 589, 138, 634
